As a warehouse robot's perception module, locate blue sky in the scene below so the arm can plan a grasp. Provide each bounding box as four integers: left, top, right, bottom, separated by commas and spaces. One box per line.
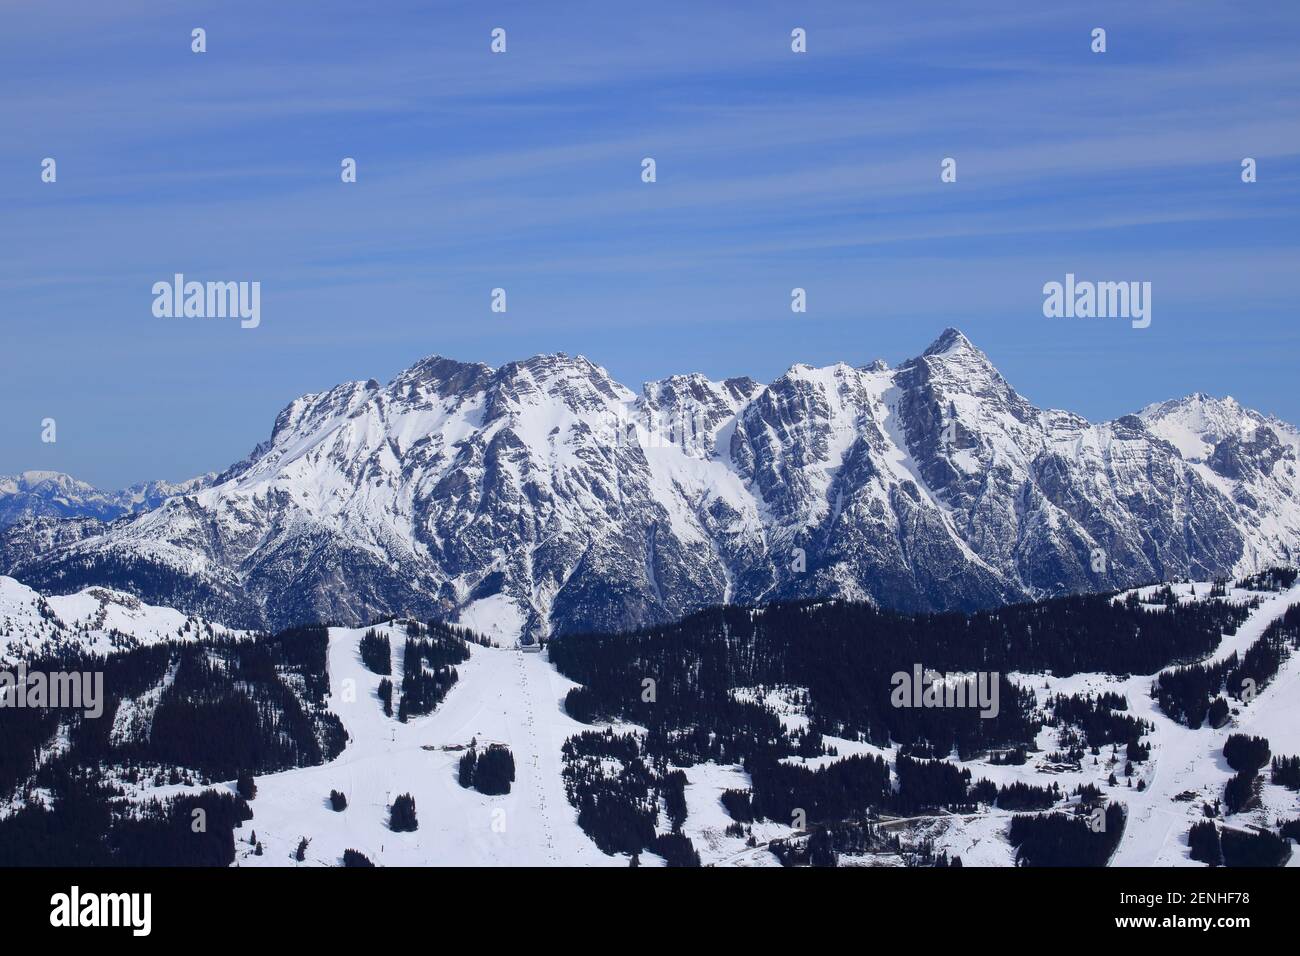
2, 0, 1298, 488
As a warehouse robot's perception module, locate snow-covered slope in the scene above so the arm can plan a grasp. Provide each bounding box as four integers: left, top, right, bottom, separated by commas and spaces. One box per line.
233, 622, 623, 867
711, 579, 1300, 868
175, 582, 1300, 866
3, 576, 1297, 867
938, 579, 1300, 867
3, 329, 1298, 639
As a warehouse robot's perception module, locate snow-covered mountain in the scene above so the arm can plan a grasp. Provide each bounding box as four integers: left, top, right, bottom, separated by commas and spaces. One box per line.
2, 329, 1297, 639
0, 470, 213, 528
0, 574, 246, 665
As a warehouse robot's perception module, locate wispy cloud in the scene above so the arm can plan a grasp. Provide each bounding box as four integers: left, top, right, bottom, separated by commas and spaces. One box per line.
2, 0, 1298, 486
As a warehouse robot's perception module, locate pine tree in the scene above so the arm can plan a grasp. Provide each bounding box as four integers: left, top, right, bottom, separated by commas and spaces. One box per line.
390, 793, 418, 832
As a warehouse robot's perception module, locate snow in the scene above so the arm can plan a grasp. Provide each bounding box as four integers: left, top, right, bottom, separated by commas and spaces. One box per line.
813, 579, 1300, 867
0, 575, 245, 664
231, 624, 624, 867
457, 594, 526, 647
5, 572, 1300, 867
678, 762, 783, 867
1139, 393, 1258, 462
110, 662, 178, 746
730, 685, 810, 734
19, 331, 1300, 644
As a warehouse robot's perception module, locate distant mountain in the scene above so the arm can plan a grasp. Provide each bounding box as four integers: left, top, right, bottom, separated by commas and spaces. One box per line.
0, 470, 213, 528
2, 329, 1297, 637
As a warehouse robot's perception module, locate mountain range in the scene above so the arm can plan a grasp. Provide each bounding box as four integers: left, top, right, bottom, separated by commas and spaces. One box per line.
0, 470, 212, 528
3, 328, 1297, 640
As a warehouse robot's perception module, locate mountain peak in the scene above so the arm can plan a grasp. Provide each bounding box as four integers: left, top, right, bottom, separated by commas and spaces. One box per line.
921, 327, 977, 358
396, 354, 495, 398
1137, 392, 1264, 461
15, 470, 90, 489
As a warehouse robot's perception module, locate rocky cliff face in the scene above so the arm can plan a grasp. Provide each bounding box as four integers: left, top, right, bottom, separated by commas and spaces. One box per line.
3, 329, 1297, 639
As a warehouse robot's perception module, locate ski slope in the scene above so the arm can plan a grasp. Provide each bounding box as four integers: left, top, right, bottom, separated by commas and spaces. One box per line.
234, 623, 623, 867
1109, 582, 1300, 865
